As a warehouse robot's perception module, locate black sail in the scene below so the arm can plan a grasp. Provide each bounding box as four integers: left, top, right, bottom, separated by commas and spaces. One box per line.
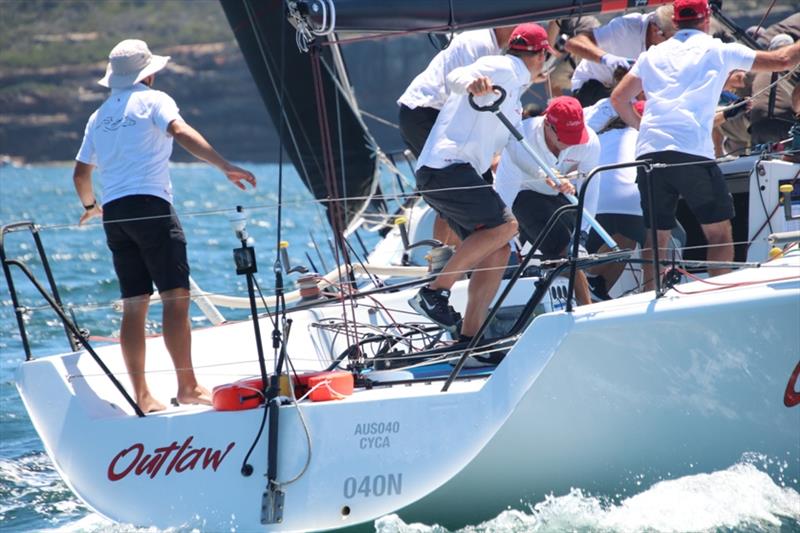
220, 0, 379, 228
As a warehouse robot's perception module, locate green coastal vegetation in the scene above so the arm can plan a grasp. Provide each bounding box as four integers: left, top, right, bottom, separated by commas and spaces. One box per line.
0, 0, 231, 69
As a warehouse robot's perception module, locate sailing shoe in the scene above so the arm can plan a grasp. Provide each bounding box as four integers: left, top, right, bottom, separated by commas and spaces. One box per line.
409, 287, 460, 334
587, 275, 612, 301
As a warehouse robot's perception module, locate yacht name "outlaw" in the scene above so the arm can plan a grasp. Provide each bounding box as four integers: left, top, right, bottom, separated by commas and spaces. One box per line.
107, 436, 235, 481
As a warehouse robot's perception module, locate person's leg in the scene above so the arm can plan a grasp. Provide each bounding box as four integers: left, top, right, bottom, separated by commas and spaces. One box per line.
700, 220, 733, 277
433, 216, 461, 247
120, 294, 165, 413
460, 243, 511, 337
641, 229, 672, 291
160, 288, 211, 405
429, 219, 517, 291
588, 234, 638, 289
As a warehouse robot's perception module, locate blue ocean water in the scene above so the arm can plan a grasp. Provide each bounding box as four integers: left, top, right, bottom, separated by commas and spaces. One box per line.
1, 163, 799, 532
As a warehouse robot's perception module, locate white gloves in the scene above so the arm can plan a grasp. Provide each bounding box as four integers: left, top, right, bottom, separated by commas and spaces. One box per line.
600, 53, 633, 71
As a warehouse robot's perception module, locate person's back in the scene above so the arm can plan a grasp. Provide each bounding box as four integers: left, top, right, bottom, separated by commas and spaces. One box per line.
595, 126, 640, 215
632, 31, 755, 158
82, 85, 178, 204
398, 29, 501, 112
571, 13, 651, 91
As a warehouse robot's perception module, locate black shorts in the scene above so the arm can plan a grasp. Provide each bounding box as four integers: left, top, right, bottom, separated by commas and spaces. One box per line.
573, 79, 611, 108
416, 164, 512, 240
512, 190, 574, 258
398, 104, 439, 159
586, 213, 645, 253
102, 195, 190, 299
636, 151, 734, 230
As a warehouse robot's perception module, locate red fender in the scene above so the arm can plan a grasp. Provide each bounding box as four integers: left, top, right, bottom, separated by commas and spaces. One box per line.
212, 377, 265, 411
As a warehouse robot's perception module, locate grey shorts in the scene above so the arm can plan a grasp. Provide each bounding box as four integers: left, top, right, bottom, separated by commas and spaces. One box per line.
416, 163, 512, 240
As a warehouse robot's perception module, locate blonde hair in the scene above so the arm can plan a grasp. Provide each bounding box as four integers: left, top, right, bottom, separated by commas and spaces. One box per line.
651, 5, 675, 35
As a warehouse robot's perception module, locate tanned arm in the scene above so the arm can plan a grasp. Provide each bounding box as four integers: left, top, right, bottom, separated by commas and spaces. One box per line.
610, 73, 644, 130
73, 161, 102, 225
167, 119, 256, 190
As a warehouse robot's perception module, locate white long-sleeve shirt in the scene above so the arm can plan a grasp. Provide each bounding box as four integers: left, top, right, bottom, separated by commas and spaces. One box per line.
398, 29, 501, 111
494, 116, 600, 207
416, 54, 531, 175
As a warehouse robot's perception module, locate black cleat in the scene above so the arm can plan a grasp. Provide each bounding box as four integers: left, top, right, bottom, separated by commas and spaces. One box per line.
409, 287, 460, 334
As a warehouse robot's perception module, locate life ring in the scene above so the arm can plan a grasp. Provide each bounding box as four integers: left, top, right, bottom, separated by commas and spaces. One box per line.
212, 377, 265, 411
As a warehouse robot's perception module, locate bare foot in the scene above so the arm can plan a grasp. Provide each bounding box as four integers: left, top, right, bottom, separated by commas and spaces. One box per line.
176, 385, 212, 406
137, 393, 167, 414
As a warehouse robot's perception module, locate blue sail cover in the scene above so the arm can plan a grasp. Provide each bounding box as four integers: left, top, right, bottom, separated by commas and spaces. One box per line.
220, 0, 379, 227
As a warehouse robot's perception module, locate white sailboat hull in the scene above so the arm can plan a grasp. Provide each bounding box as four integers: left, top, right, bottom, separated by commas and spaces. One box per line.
15, 250, 800, 531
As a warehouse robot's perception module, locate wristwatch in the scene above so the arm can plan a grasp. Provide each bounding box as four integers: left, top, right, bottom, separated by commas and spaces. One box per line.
83, 201, 97, 210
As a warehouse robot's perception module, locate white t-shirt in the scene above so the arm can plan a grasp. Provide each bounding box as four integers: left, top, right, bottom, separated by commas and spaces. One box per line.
630, 29, 756, 159
76, 84, 182, 205
571, 13, 651, 91
594, 127, 641, 216
583, 97, 619, 133
494, 116, 601, 207
398, 29, 501, 110
416, 54, 531, 175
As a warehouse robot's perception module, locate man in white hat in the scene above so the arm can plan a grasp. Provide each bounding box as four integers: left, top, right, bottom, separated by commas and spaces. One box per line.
72, 39, 257, 413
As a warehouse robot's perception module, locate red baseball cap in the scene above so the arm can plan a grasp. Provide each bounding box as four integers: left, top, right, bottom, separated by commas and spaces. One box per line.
508, 23, 552, 53
673, 0, 710, 22
545, 96, 589, 145
633, 100, 646, 116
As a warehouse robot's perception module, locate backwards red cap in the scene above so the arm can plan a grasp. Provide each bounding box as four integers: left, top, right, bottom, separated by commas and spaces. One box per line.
673, 0, 710, 22
508, 23, 552, 53
545, 96, 589, 145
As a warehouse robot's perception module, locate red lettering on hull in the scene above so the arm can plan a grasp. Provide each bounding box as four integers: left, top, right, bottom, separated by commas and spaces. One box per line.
107, 437, 235, 481
785, 362, 800, 408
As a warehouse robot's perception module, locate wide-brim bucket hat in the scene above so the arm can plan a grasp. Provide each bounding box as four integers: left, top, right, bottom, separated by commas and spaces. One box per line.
98, 39, 170, 89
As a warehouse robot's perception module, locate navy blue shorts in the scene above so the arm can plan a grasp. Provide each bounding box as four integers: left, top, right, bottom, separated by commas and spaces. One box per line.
637, 151, 734, 230
102, 195, 190, 299
416, 164, 512, 241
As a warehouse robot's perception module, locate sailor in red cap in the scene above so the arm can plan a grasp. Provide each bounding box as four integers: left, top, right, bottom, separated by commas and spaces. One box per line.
409, 23, 550, 344
493, 95, 601, 306
611, 0, 800, 291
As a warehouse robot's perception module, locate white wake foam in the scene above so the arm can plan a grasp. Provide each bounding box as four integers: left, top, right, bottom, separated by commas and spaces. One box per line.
376, 462, 800, 533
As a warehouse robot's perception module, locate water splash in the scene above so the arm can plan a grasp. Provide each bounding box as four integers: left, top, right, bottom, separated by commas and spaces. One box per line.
375, 462, 800, 533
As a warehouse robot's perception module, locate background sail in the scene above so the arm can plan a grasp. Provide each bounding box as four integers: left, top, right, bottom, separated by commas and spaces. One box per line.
220, 0, 379, 228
